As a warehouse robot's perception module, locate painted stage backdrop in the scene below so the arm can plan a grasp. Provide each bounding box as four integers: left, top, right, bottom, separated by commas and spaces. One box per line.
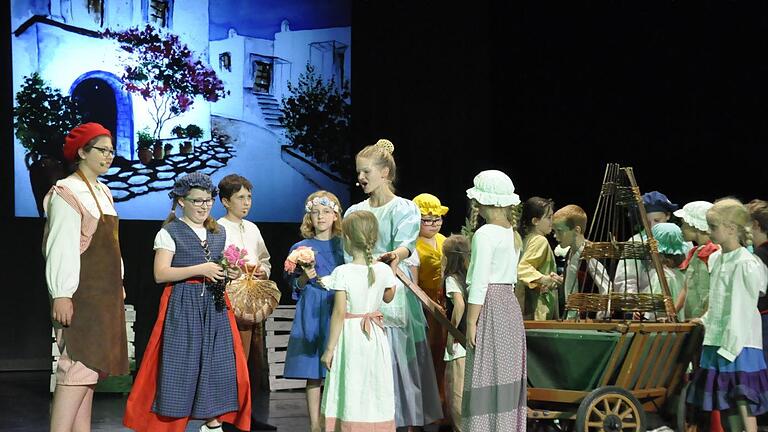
10, 0, 352, 221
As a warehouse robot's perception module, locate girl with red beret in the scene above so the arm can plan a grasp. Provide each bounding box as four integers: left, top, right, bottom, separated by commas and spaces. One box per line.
43, 123, 130, 432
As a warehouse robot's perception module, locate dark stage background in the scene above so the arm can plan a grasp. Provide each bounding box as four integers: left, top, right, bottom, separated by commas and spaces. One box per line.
1, 1, 765, 369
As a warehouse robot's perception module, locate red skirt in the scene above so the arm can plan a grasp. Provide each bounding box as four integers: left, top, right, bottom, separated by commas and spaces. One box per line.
123, 285, 251, 432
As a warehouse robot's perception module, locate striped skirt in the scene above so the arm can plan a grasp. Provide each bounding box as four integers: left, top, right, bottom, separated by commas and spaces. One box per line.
462, 283, 526, 432
687, 346, 768, 415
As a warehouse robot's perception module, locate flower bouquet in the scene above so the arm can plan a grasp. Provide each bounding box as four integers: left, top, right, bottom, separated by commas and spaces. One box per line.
205, 244, 246, 311
284, 246, 316, 273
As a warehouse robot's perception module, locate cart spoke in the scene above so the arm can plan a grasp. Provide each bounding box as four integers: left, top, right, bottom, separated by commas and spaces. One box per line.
613, 397, 623, 413
618, 407, 635, 419
602, 398, 611, 413
621, 422, 637, 429
590, 406, 607, 420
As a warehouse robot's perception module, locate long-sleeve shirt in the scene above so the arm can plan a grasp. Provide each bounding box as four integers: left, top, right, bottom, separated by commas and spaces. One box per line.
701, 247, 768, 361
466, 224, 518, 305
518, 233, 557, 320
614, 231, 651, 294
44, 177, 120, 299
563, 242, 611, 297
217, 217, 272, 278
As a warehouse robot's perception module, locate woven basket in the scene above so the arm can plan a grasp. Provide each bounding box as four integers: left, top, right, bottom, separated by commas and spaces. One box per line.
565, 292, 673, 314
226, 266, 281, 325
581, 240, 656, 260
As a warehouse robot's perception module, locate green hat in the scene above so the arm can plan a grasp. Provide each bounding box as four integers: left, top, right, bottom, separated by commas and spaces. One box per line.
651, 222, 686, 255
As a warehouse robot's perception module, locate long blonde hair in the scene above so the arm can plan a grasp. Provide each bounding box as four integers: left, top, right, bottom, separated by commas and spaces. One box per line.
709, 198, 752, 246
463, 199, 521, 239
300, 190, 343, 239
342, 211, 379, 286
356, 139, 397, 193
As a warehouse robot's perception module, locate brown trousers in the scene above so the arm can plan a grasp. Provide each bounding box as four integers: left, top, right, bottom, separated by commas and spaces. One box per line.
237, 321, 271, 423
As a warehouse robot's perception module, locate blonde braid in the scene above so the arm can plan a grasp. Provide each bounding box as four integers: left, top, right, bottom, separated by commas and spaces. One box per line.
744, 224, 754, 247
461, 200, 480, 240
365, 244, 376, 287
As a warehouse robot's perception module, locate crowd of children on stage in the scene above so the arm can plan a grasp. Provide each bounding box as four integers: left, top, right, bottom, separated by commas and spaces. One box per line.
46, 123, 768, 432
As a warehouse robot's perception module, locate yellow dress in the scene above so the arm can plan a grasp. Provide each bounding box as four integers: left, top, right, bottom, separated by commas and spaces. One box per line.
517, 233, 558, 320
415, 233, 447, 414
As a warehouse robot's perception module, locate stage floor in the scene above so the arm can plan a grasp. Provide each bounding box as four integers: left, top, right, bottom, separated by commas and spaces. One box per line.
0, 370, 310, 431
1, 371, 450, 431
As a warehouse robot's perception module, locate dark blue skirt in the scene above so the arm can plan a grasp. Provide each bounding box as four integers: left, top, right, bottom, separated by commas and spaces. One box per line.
153, 282, 239, 418
687, 346, 768, 415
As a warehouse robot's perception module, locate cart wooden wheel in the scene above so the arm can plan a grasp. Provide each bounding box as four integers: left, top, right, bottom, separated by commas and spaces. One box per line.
677, 382, 703, 432
575, 386, 646, 432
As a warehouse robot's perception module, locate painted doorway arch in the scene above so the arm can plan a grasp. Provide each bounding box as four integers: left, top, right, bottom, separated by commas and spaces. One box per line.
70, 71, 134, 159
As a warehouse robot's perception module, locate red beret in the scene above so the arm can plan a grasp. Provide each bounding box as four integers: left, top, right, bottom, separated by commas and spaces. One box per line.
63, 123, 112, 162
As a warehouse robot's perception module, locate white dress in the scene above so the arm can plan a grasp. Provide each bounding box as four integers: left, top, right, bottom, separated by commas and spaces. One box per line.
321, 262, 398, 431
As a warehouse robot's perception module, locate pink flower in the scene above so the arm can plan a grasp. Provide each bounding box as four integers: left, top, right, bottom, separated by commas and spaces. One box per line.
222, 244, 248, 269
284, 246, 315, 273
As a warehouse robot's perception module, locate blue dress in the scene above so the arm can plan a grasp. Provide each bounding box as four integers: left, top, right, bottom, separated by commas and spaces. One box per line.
283, 237, 344, 380
154, 219, 238, 419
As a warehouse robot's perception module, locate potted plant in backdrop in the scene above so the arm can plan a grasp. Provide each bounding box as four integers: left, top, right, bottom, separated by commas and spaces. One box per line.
163, 141, 174, 157
172, 124, 192, 154
185, 124, 203, 153
13, 73, 82, 216
152, 139, 163, 160
136, 128, 154, 164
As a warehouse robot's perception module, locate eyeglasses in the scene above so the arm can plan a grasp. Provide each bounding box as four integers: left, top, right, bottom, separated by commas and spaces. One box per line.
91, 146, 115, 158
421, 218, 443, 226
185, 198, 214, 207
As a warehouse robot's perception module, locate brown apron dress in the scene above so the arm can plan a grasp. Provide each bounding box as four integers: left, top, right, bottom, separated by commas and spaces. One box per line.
59, 173, 129, 377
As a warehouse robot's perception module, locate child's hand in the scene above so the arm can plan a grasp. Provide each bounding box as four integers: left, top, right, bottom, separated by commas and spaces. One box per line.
379, 251, 400, 267
253, 265, 268, 280
52, 298, 74, 327
301, 265, 318, 280
201, 262, 225, 281
226, 267, 242, 280
466, 324, 477, 349
321, 349, 334, 370
550, 272, 564, 286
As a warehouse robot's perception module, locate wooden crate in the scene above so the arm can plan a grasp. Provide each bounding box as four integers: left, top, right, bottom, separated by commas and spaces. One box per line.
266, 305, 306, 391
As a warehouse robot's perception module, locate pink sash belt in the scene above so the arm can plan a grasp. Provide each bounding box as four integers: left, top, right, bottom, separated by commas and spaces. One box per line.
344, 311, 384, 338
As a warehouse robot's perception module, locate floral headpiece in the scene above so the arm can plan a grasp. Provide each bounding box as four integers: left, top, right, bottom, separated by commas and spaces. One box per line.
305, 196, 340, 214
168, 173, 219, 199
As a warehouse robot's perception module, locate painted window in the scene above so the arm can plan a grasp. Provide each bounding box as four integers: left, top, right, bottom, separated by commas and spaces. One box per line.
149, 0, 171, 27
219, 52, 232, 72
86, 0, 104, 26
